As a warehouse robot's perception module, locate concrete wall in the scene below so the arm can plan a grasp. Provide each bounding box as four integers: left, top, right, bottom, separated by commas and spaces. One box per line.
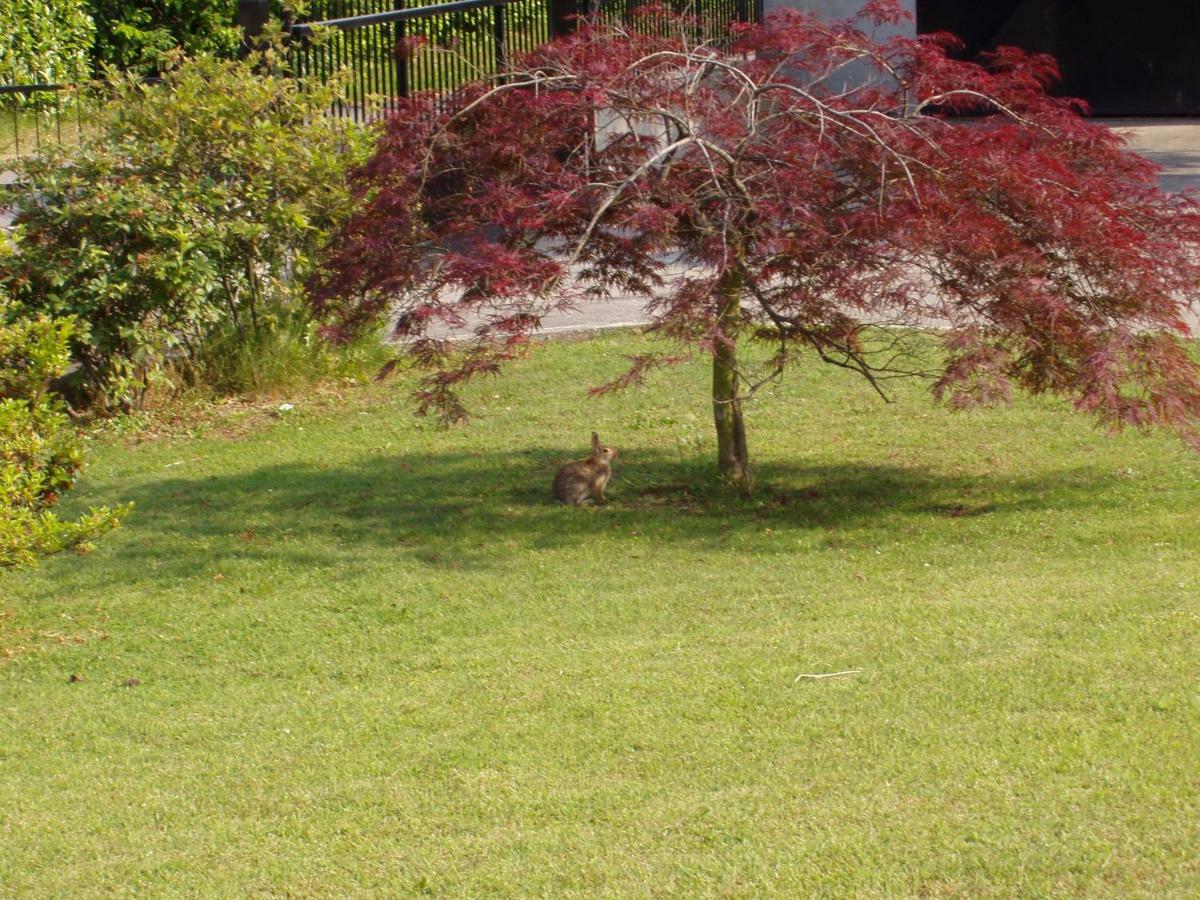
760, 0, 916, 37
758, 0, 917, 93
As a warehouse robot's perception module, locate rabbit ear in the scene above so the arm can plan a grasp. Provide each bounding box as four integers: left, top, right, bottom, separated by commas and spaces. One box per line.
591, 431, 600, 451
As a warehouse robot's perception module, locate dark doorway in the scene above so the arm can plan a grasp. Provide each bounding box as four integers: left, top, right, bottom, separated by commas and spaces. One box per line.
917, 0, 1200, 116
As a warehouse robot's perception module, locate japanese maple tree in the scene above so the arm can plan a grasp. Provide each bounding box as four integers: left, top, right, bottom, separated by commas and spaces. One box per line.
312, 1, 1200, 485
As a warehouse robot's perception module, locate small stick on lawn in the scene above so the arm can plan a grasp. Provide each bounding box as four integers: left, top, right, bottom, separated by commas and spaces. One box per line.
794, 668, 863, 682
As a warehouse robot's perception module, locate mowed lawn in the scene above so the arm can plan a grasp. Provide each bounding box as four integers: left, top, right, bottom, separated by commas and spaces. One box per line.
2, 331, 1198, 897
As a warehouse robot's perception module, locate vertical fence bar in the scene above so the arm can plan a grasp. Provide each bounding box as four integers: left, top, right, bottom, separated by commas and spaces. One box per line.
437, 12, 449, 95
354, 17, 366, 120
395, 4, 409, 105
237, 0, 271, 57
550, 0, 580, 39
493, 4, 509, 82
446, 11, 457, 92
379, 18, 388, 111
345, 22, 353, 117
470, 9, 483, 84
335, 20, 345, 117
324, 24, 333, 104
280, 0, 748, 118
436, 20, 445, 105
414, 22, 425, 100
363, 18, 374, 119
367, 17, 379, 112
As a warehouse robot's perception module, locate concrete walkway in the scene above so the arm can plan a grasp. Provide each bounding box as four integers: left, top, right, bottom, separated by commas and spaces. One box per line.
3, 120, 1198, 332
1109, 119, 1200, 193
0, 169, 16, 228
537, 119, 1200, 336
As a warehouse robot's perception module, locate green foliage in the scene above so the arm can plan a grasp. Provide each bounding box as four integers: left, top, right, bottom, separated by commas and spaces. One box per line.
1, 51, 374, 411
85, 0, 241, 74
0, 0, 95, 92
0, 295, 124, 569
184, 313, 391, 398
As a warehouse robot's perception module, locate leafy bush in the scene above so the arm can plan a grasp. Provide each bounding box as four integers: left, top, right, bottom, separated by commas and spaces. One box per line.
1, 51, 374, 411
0, 0, 95, 92
85, 0, 240, 74
185, 310, 389, 398
0, 293, 124, 569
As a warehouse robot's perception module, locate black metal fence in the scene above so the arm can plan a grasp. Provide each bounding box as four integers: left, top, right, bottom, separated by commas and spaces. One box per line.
1, 83, 94, 161
283, 0, 559, 120
2, 0, 758, 159
278, 0, 760, 120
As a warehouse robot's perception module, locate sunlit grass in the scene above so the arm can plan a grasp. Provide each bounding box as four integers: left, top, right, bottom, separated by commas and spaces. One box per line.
0, 96, 95, 161
2, 330, 1198, 895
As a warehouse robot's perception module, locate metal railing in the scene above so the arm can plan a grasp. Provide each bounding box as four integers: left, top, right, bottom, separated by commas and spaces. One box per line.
2, 0, 759, 160
285, 0, 557, 119
1, 83, 93, 160
276, 0, 759, 120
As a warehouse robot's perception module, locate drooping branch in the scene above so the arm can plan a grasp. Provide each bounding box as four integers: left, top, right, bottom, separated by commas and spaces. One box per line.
312, 2, 1200, 453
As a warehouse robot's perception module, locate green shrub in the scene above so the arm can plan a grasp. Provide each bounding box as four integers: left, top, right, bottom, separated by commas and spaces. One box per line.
0, 294, 124, 569
0, 0, 95, 92
184, 311, 390, 398
1, 51, 374, 411
85, 0, 240, 74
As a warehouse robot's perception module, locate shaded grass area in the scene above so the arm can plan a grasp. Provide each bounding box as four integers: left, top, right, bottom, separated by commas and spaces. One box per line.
2, 331, 1198, 896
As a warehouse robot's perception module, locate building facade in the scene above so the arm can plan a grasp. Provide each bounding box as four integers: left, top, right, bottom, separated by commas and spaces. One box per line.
762, 0, 1199, 116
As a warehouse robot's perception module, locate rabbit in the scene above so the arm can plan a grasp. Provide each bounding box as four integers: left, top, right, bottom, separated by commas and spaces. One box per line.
552, 432, 616, 505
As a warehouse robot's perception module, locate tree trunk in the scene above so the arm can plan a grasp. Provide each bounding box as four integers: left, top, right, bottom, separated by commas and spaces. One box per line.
712, 269, 750, 487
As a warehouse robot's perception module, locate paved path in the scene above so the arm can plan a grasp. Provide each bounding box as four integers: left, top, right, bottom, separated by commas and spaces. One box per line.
0, 170, 16, 228
538, 119, 1200, 336
1109, 119, 1200, 193
3, 120, 1198, 331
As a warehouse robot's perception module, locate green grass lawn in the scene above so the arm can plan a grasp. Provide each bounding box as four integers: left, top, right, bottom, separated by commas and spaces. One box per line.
3, 331, 1198, 896
0, 101, 92, 162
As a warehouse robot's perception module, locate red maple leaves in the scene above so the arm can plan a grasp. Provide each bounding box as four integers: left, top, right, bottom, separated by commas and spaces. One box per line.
312, 1, 1200, 450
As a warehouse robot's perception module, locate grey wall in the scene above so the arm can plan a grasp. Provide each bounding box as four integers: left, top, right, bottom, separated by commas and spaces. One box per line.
760, 0, 916, 37
758, 0, 917, 94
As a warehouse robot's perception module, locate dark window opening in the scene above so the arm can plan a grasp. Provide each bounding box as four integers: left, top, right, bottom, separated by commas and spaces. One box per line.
916, 1, 1200, 116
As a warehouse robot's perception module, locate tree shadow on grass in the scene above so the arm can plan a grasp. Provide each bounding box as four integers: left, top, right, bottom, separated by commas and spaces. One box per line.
92, 446, 1127, 588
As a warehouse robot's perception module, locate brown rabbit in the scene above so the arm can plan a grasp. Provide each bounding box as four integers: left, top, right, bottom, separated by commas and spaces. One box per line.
552, 432, 616, 505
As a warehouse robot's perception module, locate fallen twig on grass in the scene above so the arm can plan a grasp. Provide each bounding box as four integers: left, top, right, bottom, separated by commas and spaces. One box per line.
794, 668, 863, 682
